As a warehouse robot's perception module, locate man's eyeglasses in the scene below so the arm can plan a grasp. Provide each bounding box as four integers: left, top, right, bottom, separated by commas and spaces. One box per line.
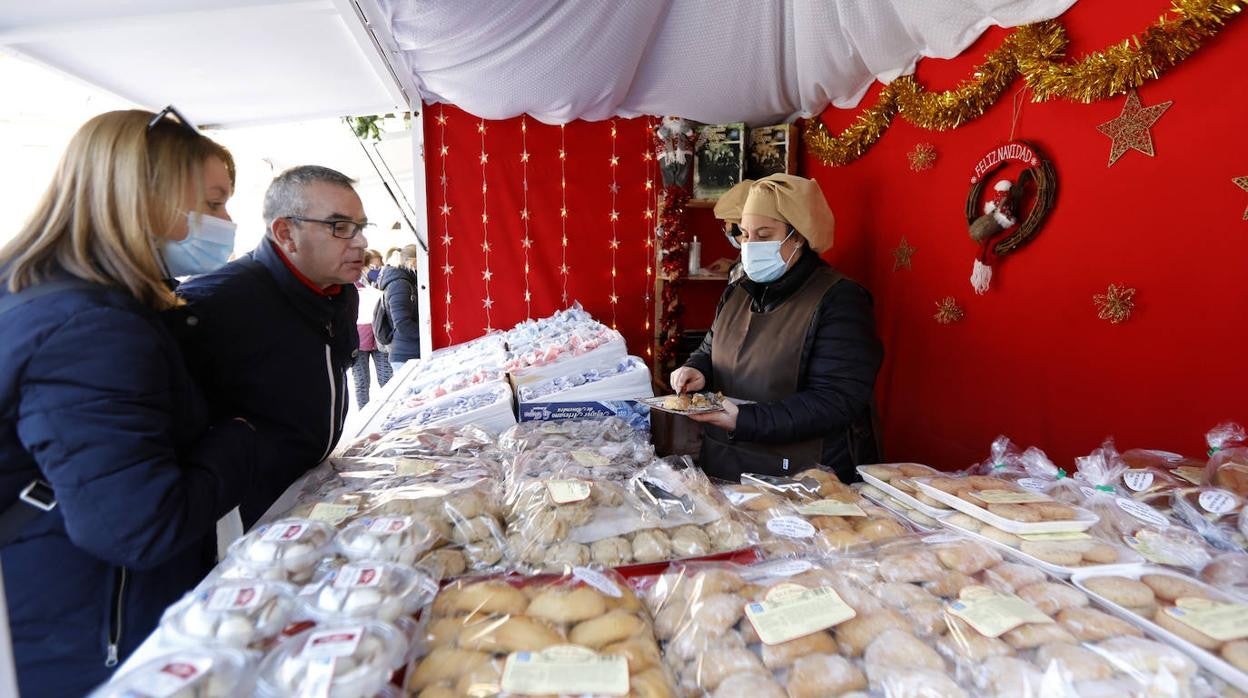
287, 216, 373, 239
147, 104, 197, 133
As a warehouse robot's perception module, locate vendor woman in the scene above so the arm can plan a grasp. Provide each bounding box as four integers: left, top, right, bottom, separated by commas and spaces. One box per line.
670, 174, 882, 483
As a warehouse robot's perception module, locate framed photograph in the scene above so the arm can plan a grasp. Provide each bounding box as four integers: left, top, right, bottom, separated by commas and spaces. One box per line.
693, 122, 745, 201
747, 124, 798, 179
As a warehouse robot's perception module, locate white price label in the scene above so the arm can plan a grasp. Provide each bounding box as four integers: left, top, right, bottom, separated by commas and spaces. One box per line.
766, 516, 816, 539
547, 479, 592, 504
572, 567, 623, 598
1199, 489, 1238, 515
744, 584, 855, 645
205, 585, 264, 612
300, 626, 364, 660
367, 516, 413, 535
1016, 478, 1050, 493
308, 503, 358, 525
1122, 469, 1156, 493
501, 645, 629, 696
142, 657, 214, 697
261, 522, 309, 543
1116, 498, 1170, 528
797, 500, 866, 517
742, 559, 814, 580
570, 451, 610, 468
333, 565, 385, 589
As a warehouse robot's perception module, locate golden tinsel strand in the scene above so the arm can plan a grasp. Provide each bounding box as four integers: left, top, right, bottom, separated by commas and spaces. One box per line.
1025, 0, 1243, 102
807, 0, 1241, 167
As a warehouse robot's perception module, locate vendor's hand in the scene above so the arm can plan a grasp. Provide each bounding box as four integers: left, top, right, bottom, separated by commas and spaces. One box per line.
687, 398, 738, 432
669, 367, 705, 394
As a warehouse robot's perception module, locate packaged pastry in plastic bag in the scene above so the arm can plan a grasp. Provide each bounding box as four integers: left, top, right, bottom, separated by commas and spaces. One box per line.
911, 474, 1098, 535
857, 462, 957, 517
1171, 485, 1246, 552
255, 620, 408, 698
299, 561, 438, 624
503, 457, 752, 572
160, 580, 300, 651
220, 518, 338, 584
498, 417, 648, 454
407, 569, 677, 697
88, 647, 257, 698
1206, 422, 1248, 497
1200, 552, 1248, 600
722, 473, 910, 557
1069, 445, 1213, 572
339, 423, 498, 460
1120, 448, 1197, 497
1072, 565, 1248, 694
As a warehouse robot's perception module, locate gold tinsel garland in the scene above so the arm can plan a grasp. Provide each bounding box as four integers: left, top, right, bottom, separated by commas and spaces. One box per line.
806, 0, 1243, 166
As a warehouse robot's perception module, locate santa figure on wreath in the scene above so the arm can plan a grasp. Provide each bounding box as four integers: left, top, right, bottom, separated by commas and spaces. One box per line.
967, 178, 1019, 294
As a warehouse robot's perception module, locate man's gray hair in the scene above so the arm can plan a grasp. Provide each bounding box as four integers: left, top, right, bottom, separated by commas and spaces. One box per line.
263, 165, 357, 230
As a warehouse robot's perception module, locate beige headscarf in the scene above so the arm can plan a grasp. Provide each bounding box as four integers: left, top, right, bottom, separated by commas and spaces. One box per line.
713, 174, 835, 253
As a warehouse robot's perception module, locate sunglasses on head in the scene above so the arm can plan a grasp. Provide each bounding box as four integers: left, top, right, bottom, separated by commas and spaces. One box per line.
147, 104, 197, 134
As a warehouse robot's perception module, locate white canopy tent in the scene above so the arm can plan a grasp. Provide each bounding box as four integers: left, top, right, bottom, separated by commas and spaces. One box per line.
0, 1, 1079, 693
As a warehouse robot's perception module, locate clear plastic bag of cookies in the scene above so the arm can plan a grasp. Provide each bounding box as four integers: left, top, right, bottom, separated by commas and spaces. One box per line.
722, 475, 911, 557
497, 417, 648, 454
1171, 486, 1247, 553
339, 423, 498, 460
1200, 552, 1248, 600
255, 620, 409, 698
940, 511, 1145, 574
408, 569, 677, 697
299, 560, 438, 625
1206, 422, 1248, 497
870, 537, 1232, 697
1120, 448, 1197, 497
856, 462, 957, 515
913, 474, 1097, 533
1073, 566, 1248, 695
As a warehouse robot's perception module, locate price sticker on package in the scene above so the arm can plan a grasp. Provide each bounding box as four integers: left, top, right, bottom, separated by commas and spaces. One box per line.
367, 516, 413, 535
744, 584, 856, 645
1018, 531, 1092, 542
970, 490, 1052, 505
396, 458, 440, 476
797, 500, 866, 517
947, 586, 1053, 638
333, 564, 384, 589
1172, 467, 1205, 486
1116, 498, 1170, 528
308, 503, 358, 526
205, 584, 264, 612
300, 626, 364, 660
570, 451, 610, 468
547, 479, 592, 504
144, 657, 214, 697
1122, 469, 1156, 493
1164, 598, 1248, 642
1198, 489, 1238, 516
766, 516, 816, 539
501, 645, 629, 696
261, 522, 309, 543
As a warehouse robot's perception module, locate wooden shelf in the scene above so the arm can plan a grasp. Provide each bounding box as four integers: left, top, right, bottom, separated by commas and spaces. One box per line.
659, 272, 729, 282
687, 198, 719, 208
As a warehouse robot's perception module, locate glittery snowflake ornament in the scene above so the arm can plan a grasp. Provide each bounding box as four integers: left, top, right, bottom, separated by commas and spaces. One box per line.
908, 143, 937, 172
1094, 284, 1136, 324
934, 297, 964, 324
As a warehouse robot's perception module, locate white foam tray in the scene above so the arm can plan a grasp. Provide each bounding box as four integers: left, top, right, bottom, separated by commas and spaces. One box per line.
857, 466, 952, 520
938, 515, 1143, 579
1072, 565, 1248, 693
913, 477, 1099, 534
857, 485, 940, 532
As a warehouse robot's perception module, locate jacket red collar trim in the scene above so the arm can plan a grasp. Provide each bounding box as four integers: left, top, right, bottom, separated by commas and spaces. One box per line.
272, 242, 342, 297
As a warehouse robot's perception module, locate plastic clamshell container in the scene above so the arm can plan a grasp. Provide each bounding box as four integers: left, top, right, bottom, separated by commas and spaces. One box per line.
1072, 564, 1248, 693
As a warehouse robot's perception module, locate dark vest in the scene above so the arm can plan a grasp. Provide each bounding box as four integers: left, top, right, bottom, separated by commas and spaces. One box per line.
700, 265, 844, 481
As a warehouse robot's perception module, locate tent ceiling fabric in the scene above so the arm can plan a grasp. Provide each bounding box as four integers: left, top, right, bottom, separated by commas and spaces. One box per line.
385, 0, 1076, 125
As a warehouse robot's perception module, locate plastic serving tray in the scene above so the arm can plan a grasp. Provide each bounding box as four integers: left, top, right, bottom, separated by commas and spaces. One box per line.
938, 515, 1143, 579
857, 484, 941, 532
1072, 564, 1248, 692
856, 466, 953, 520
912, 477, 1099, 534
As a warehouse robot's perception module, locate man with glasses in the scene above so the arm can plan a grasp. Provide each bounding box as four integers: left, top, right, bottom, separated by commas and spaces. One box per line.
173, 166, 368, 526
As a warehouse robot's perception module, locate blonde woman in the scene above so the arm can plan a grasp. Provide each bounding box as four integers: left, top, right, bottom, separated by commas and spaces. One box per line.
0, 108, 256, 696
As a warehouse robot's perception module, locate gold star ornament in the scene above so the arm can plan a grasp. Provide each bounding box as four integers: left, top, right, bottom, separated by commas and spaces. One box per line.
1097, 90, 1172, 167
907, 143, 937, 172
893, 237, 916, 271
1094, 283, 1136, 324
934, 297, 964, 325
1234, 176, 1248, 221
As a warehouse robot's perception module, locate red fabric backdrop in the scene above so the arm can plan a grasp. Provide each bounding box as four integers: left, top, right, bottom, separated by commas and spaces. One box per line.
426, 0, 1248, 470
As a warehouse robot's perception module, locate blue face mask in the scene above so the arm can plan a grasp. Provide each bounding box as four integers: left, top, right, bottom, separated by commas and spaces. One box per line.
366, 268, 381, 284
740, 229, 797, 283
163, 212, 236, 277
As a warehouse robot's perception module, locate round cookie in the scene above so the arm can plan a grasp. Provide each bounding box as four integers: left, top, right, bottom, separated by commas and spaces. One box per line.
786, 654, 867, 698
1016, 582, 1089, 615
1019, 541, 1084, 567
1057, 607, 1144, 642
987, 504, 1042, 523
1140, 573, 1216, 603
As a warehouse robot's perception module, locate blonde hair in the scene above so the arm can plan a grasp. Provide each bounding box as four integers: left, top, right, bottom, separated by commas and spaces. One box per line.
0, 109, 236, 310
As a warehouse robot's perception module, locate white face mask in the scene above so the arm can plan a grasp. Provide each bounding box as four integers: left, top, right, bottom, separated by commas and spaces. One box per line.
163, 212, 237, 277
740, 229, 797, 283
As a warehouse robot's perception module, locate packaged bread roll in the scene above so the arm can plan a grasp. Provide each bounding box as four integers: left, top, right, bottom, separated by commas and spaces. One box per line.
160, 580, 298, 650
87, 648, 255, 698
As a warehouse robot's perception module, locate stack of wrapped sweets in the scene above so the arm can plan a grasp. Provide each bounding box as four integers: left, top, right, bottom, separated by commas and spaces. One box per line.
339, 424, 499, 460
498, 417, 649, 457
407, 570, 678, 697
514, 355, 653, 404
374, 381, 516, 434
720, 470, 910, 557
505, 309, 628, 382
640, 536, 1237, 697
394, 365, 508, 409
